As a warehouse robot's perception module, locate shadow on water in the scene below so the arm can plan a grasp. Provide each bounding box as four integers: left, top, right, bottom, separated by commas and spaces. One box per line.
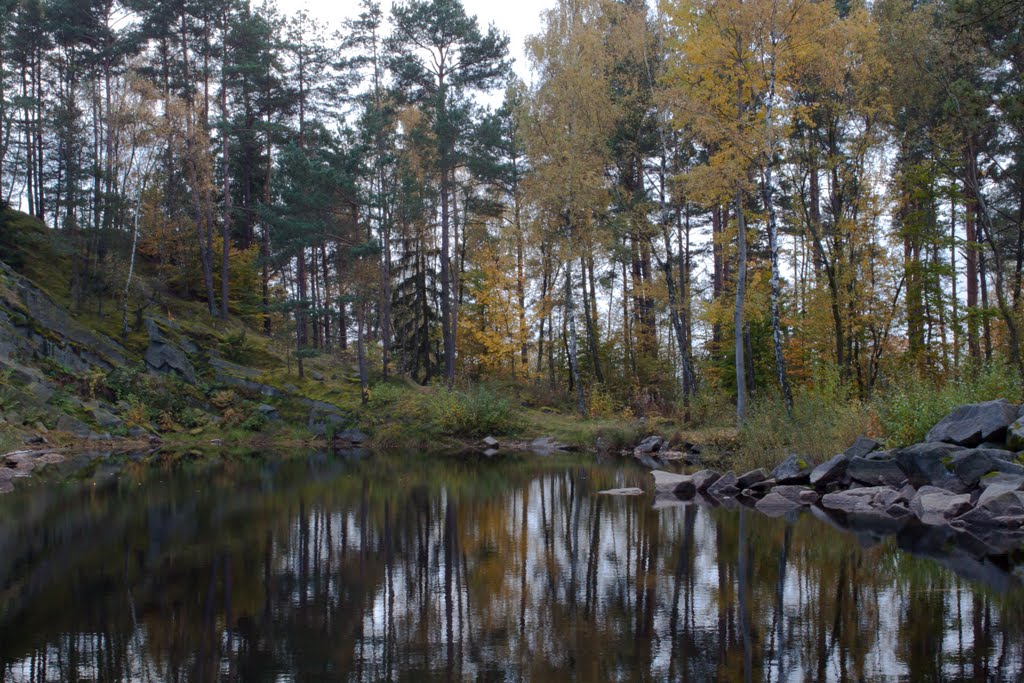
1, 450, 1023, 682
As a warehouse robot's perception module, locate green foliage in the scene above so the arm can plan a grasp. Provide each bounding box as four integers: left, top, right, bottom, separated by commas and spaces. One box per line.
220, 329, 251, 363
873, 360, 1024, 447
240, 409, 268, 432
732, 381, 872, 471
426, 386, 519, 438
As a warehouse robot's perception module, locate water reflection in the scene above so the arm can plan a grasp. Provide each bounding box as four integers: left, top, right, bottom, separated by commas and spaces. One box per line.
1, 453, 1022, 681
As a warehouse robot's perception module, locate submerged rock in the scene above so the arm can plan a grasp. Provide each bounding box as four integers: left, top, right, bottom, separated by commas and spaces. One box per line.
755, 492, 802, 517
736, 468, 768, 490
821, 486, 902, 514
598, 487, 644, 496
707, 472, 739, 497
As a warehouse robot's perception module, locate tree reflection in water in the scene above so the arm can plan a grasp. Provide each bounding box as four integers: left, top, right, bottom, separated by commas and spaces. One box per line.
1, 453, 1022, 681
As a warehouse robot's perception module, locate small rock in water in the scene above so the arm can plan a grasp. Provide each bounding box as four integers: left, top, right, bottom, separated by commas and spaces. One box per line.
736, 468, 768, 490
708, 472, 739, 497
36, 453, 65, 465
597, 487, 644, 496
651, 470, 690, 493
482, 436, 499, 448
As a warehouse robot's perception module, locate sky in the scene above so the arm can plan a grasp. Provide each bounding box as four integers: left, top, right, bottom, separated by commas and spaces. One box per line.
276, 0, 554, 83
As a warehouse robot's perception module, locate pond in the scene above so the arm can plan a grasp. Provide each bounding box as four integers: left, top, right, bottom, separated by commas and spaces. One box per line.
1, 450, 1022, 682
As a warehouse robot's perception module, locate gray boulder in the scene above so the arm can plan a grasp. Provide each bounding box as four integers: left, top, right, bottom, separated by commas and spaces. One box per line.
770, 484, 815, 504
810, 454, 849, 487
909, 486, 972, 526
925, 399, 1020, 447
822, 486, 902, 514
947, 449, 1024, 489
257, 404, 281, 421
977, 482, 1024, 508
55, 414, 93, 438
978, 472, 1024, 489
307, 402, 350, 437
848, 456, 906, 487
337, 428, 368, 444
651, 470, 689, 493
635, 435, 667, 454
88, 406, 123, 430
845, 436, 883, 459
772, 454, 813, 484
736, 468, 768, 490
894, 442, 967, 490
707, 472, 739, 497
955, 490, 1024, 527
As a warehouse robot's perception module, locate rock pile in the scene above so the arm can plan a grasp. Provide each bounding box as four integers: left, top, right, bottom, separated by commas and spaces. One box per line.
653, 399, 1024, 536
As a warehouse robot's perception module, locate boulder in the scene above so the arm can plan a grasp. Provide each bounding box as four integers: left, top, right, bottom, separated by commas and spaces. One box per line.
947, 449, 1024, 489
707, 472, 739, 497
307, 403, 350, 437
925, 399, 1020, 447
772, 454, 813, 484
598, 487, 644, 496
691, 470, 721, 493
257, 404, 281, 421
143, 318, 197, 384
529, 437, 571, 457
770, 485, 815, 504
821, 486, 902, 514
35, 452, 65, 465
955, 490, 1024, 527
886, 503, 911, 517
909, 486, 972, 526
977, 482, 1024, 508
847, 457, 906, 488
635, 435, 667, 454
894, 442, 967, 490
845, 436, 883, 459
88, 406, 123, 430
482, 436, 500, 448
651, 470, 690, 493
978, 472, 1024, 489
810, 454, 849, 487
55, 414, 93, 438
755, 492, 802, 517
337, 429, 368, 444
736, 468, 768, 490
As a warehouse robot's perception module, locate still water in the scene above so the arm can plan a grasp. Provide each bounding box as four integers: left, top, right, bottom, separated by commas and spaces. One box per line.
1, 451, 1022, 682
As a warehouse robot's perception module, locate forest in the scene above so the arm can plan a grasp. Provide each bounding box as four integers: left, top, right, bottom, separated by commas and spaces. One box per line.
1, 0, 1023, 442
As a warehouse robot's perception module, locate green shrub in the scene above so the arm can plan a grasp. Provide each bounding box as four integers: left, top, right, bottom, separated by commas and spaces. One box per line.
240, 408, 268, 432
874, 360, 1023, 447
427, 386, 519, 437
220, 329, 251, 363
733, 381, 872, 471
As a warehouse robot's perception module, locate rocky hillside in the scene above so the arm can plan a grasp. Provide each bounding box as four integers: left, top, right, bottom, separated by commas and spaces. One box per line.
0, 209, 364, 465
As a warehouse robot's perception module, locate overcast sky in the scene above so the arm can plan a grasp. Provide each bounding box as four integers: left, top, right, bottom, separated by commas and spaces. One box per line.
276, 0, 553, 83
